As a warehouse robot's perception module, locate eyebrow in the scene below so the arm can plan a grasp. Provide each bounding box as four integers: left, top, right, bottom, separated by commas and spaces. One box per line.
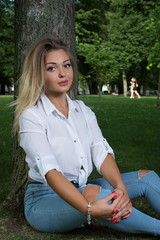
45, 59, 70, 65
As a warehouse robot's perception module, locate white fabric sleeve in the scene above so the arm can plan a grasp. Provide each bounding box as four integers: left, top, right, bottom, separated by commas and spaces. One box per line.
19, 110, 63, 184
84, 105, 115, 174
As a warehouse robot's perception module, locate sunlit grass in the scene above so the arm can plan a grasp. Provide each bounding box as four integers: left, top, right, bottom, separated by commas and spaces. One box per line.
78, 95, 160, 176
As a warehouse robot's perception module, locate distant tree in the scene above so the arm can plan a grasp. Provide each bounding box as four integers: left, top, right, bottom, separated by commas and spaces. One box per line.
76, 41, 119, 95
107, 0, 149, 96
0, 0, 14, 94
2, 0, 76, 213
76, 0, 152, 96
145, 0, 160, 106
75, 0, 110, 94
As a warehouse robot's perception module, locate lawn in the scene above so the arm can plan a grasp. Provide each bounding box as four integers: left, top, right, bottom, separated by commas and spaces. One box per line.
0, 94, 160, 240
0, 95, 13, 204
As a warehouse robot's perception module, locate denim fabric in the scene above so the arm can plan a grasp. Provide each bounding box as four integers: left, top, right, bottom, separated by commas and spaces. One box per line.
24, 171, 160, 235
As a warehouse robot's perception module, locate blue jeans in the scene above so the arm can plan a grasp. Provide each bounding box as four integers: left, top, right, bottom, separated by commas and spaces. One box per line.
24, 171, 160, 235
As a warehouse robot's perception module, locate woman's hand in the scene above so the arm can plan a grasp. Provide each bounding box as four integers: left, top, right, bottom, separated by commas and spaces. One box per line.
111, 187, 132, 222
90, 191, 125, 221
100, 154, 132, 221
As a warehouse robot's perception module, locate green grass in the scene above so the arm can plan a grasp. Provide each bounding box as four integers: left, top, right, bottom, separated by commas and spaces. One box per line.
0, 94, 160, 240
0, 95, 13, 203
79, 95, 160, 176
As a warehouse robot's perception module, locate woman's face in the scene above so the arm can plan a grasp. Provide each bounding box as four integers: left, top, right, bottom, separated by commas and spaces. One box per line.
45, 49, 73, 96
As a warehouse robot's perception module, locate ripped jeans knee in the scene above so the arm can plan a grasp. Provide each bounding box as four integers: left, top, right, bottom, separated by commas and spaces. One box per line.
83, 184, 100, 203
138, 170, 151, 179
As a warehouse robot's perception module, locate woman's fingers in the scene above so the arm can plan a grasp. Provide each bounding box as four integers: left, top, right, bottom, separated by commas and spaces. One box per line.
91, 192, 124, 220
91, 191, 132, 222
112, 199, 132, 222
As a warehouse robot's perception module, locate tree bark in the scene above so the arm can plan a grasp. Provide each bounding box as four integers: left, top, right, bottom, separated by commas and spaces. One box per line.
140, 60, 146, 96
122, 69, 127, 96
87, 79, 98, 94
157, 67, 160, 107
2, 0, 76, 213
0, 80, 5, 95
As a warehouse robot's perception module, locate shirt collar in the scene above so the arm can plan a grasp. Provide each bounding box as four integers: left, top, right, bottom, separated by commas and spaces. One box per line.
40, 93, 78, 116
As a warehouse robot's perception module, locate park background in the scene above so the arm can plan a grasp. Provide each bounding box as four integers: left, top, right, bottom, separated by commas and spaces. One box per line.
0, 0, 160, 239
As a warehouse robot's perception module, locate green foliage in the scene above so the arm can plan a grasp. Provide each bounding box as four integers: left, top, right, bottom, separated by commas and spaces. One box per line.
75, 0, 116, 92
77, 41, 119, 84
145, 0, 160, 68
75, 0, 156, 93
76, 8, 101, 44
0, 0, 14, 92
107, 0, 148, 70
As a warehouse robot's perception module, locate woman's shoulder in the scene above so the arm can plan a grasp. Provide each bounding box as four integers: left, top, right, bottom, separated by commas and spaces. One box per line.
20, 104, 39, 118
73, 99, 90, 112
73, 99, 95, 119
20, 100, 46, 124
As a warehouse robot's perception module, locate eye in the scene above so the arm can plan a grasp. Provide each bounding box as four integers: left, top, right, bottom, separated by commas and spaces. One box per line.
47, 66, 56, 72
64, 63, 71, 69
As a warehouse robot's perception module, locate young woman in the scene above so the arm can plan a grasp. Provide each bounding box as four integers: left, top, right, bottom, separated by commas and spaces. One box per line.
130, 77, 141, 99
13, 36, 160, 236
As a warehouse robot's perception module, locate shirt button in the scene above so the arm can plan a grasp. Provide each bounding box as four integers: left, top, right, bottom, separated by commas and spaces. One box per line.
74, 140, 77, 143
80, 156, 84, 159
37, 157, 40, 160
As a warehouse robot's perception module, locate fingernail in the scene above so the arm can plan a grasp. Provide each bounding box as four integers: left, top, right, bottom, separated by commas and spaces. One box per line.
112, 218, 116, 221
112, 191, 116, 194
127, 211, 131, 214
123, 193, 124, 196
112, 219, 121, 223
113, 195, 118, 198
114, 209, 118, 213
128, 200, 131, 203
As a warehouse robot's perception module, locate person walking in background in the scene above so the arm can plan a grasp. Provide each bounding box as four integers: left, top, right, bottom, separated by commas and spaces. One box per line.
129, 80, 134, 98
130, 77, 141, 98
11, 35, 160, 236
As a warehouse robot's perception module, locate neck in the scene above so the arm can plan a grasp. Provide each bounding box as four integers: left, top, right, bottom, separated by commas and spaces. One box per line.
45, 92, 67, 105
45, 92, 69, 117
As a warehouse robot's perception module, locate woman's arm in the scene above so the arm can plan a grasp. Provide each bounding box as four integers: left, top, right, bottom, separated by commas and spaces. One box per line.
46, 169, 124, 221
100, 153, 127, 191
100, 154, 132, 219
46, 169, 88, 215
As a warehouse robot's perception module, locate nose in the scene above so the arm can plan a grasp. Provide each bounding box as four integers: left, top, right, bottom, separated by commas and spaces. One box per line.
58, 66, 66, 78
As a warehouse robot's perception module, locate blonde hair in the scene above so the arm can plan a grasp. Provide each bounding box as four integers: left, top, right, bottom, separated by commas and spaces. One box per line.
12, 35, 77, 135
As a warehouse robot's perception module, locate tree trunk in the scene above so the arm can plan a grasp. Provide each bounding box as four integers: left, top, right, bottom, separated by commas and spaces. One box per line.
2, 0, 76, 213
157, 67, 160, 107
140, 60, 146, 96
122, 69, 127, 96
0, 80, 5, 95
87, 79, 98, 94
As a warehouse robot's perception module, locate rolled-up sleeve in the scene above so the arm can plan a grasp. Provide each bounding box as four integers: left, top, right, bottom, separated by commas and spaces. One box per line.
87, 108, 115, 174
19, 110, 63, 184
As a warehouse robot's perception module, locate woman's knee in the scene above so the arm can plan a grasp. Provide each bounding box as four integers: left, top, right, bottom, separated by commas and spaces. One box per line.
83, 185, 100, 203
138, 170, 151, 179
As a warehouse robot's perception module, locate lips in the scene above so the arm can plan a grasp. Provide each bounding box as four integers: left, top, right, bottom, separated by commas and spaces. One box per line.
58, 80, 68, 86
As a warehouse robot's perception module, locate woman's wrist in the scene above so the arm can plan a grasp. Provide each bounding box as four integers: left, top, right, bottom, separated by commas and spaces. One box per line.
116, 185, 127, 193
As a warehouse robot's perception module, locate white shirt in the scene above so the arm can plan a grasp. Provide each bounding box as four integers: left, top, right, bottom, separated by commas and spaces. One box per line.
19, 94, 114, 187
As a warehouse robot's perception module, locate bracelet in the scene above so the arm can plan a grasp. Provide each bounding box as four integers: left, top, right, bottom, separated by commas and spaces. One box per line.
87, 202, 91, 225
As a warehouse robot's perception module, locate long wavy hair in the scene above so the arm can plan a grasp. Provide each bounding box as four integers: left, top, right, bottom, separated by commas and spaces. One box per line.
12, 35, 77, 135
